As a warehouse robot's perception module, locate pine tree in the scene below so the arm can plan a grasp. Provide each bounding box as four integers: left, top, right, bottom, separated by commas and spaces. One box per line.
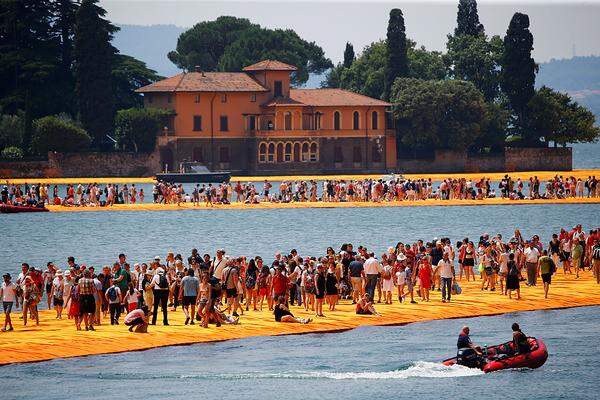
52, 0, 79, 116
343, 42, 355, 68
383, 8, 408, 101
455, 0, 484, 37
74, 0, 118, 149
501, 12, 537, 142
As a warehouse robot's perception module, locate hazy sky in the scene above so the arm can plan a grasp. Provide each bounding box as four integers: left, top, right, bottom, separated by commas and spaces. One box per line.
101, 0, 600, 63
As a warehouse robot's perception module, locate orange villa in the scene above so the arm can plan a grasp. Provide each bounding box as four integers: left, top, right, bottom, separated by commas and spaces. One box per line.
137, 60, 397, 174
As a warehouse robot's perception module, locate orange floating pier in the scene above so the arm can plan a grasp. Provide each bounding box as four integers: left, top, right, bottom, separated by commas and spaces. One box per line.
1, 272, 599, 365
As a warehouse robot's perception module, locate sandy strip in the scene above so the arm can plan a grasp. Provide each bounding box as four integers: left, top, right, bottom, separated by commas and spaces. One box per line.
2, 169, 599, 185
39, 196, 600, 213
1, 272, 598, 365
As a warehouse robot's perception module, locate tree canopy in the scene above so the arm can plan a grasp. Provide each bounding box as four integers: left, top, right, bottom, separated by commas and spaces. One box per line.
114, 108, 172, 153
30, 115, 91, 155
501, 12, 537, 141
391, 78, 487, 151
168, 16, 332, 86
343, 42, 355, 68
384, 9, 409, 100
455, 0, 484, 36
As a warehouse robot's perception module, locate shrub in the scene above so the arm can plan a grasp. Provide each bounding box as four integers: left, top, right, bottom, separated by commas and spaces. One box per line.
30, 116, 91, 155
114, 108, 172, 153
1, 146, 24, 160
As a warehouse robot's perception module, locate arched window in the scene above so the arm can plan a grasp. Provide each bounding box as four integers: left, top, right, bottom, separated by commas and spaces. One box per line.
258, 142, 267, 163
284, 112, 292, 130
276, 142, 284, 162
371, 111, 378, 130
268, 143, 275, 163
284, 142, 292, 162
333, 111, 341, 130
309, 142, 318, 162
301, 142, 309, 162
353, 111, 360, 130
293, 142, 300, 162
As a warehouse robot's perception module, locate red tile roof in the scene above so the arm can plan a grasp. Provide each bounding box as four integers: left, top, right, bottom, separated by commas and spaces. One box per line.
243, 60, 298, 71
136, 72, 268, 93
289, 89, 391, 107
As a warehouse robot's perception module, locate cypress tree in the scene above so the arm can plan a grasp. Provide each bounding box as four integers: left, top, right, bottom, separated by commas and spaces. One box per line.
501, 12, 537, 141
384, 8, 408, 100
455, 0, 484, 36
343, 42, 355, 68
74, 0, 118, 149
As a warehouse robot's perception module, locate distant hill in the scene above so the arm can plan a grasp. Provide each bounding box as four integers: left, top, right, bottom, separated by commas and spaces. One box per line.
113, 24, 186, 77
537, 56, 600, 121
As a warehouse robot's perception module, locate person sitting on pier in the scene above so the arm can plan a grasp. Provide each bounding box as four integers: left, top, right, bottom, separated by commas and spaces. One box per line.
355, 293, 380, 316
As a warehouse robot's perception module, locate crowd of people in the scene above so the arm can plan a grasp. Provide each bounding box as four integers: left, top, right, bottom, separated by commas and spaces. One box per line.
1, 226, 599, 333
2, 174, 599, 208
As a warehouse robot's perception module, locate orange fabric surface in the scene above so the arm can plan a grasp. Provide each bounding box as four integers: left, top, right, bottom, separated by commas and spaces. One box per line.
1, 272, 598, 365
42, 196, 600, 213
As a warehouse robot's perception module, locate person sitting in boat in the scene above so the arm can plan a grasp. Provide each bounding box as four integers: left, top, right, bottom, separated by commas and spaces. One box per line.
456, 326, 484, 368
512, 323, 531, 354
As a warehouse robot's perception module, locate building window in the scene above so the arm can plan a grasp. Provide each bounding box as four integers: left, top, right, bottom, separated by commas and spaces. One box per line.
334, 146, 344, 163
353, 146, 362, 163
147, 94, 153, 104
193, 147, 203, 162
250, 93, 257, 102
167, 94, 172, 104
259, 142, 267, 163
372, 145, 382, 162
219, 146, 230, 163
293, 142, 300, 162
268, 143, 275, 163
334, 111, 341, 130
301, 142, 309, 162
193, 115, 202, 131
248, 115, 256, 131
194, 94, 200, 103
274, 81, 283, 97
372, 111, 378, 130
219, 116, 228, 131
284, 143, 292, 162
315, 112, 322, 130
221, 94, 227, 103
284, 112, 292, 130
309, 142, 318, 162
276, 143, 284, 163
353, 111, 360, 130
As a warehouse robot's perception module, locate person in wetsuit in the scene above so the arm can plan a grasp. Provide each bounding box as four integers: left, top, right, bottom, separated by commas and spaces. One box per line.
512, 323, 531, 354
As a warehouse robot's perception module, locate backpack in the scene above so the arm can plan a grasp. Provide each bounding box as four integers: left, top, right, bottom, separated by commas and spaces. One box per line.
304, 272, 315, 293
71, 285, 80, 301
381, 268, 392, 280
107, 286, 118, 302
158, 273, 169, 289
245, 274, 256, 290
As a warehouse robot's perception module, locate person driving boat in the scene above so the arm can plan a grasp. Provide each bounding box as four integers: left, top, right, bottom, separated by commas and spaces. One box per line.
456, 326, 484, 368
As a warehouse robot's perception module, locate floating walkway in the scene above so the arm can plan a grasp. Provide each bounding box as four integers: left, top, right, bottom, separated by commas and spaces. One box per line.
3, 169, 599, 185
38, 196, 600, 212
1, 272, 598, 365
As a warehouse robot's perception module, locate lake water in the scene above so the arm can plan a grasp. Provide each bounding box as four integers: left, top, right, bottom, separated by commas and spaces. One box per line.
2, 203, 599, 276
2, 305, 598, 400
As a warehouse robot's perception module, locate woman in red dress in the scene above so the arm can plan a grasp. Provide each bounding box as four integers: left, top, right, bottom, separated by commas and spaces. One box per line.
68, 280, 82, 330
418, 258, 433, 302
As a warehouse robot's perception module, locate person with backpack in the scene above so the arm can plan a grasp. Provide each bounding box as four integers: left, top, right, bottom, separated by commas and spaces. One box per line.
538, 250, 556, 299
592, 238, 600, 284
150, 267, 170, 325
244, 258, 259, 311
302, 261, 316, 312
105, 280, 122, 325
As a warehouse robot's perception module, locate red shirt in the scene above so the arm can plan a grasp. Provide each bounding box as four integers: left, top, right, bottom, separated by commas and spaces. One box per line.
272, 274, 288, 295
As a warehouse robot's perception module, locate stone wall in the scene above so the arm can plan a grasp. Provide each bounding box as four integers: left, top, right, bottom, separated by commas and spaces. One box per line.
0, 151, 160, 178
505, 147, 572, 171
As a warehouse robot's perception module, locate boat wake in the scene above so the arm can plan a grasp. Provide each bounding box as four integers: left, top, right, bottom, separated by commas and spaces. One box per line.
179, 361, 483, 381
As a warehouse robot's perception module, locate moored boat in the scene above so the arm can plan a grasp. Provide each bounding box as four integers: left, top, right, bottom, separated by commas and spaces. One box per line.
442, 337, 548, 373
1, 204, 50, 214
155, 162, 230, 184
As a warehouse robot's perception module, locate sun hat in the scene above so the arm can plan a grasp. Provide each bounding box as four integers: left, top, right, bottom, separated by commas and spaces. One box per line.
397, 253, 407, 261
154, 256, 161, 261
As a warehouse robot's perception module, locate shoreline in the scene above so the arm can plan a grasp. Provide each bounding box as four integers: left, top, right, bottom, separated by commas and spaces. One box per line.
2, 169, 599, 185
1, 272, 598, 366
38, 197, 600, 212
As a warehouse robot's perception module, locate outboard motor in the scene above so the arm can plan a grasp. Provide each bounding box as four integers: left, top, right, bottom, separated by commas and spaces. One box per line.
457, 348, 484, 369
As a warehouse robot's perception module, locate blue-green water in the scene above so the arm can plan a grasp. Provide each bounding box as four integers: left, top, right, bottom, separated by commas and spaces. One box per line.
1, 204, 599, 275
1, 306, 599, 400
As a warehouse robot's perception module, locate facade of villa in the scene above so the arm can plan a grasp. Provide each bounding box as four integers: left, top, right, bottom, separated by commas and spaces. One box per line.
137, 60, 397, 174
